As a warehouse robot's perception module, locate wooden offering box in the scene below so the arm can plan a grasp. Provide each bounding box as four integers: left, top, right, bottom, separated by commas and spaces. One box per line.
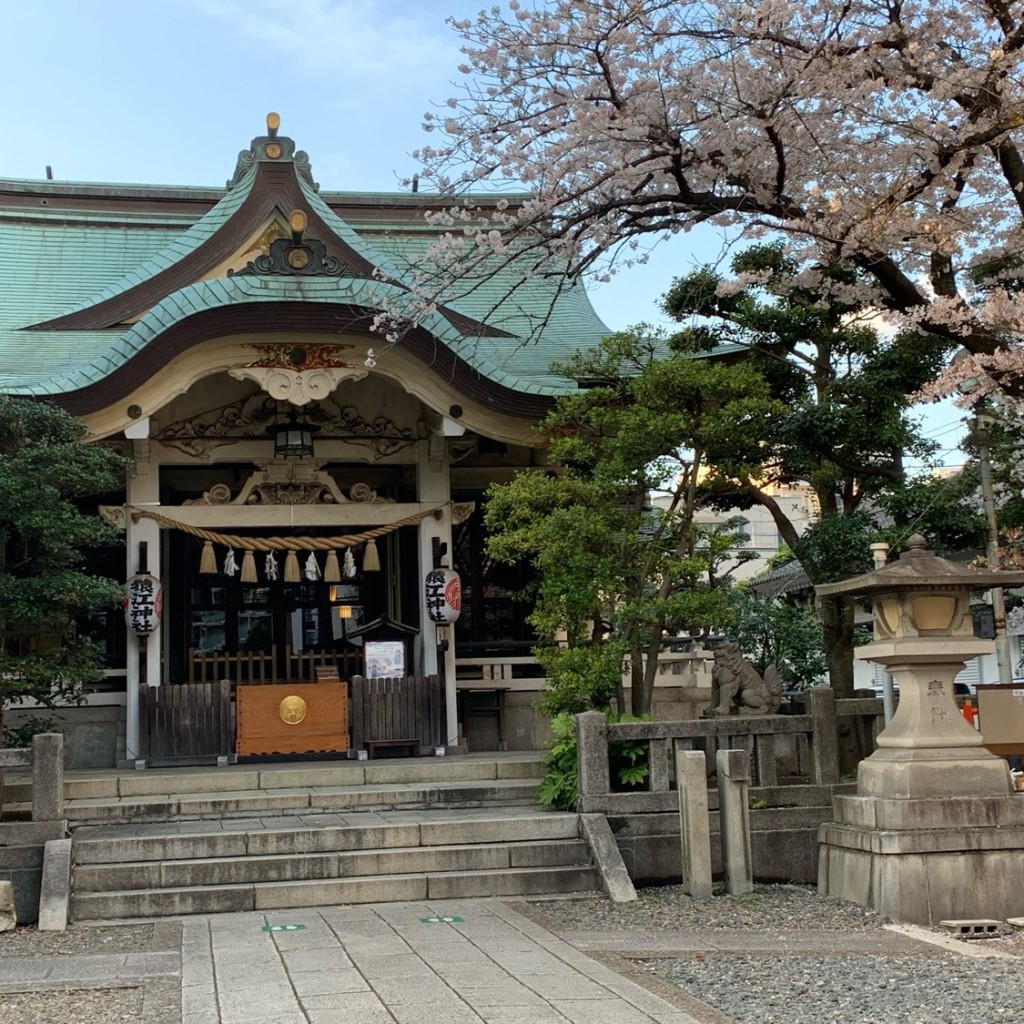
236, 682, 348, 756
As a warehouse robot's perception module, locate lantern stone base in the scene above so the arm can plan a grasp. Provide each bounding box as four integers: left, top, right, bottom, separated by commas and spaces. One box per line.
856, 746, 1013, 800
818, 746, 1021, 924
819, 796, 1024, 924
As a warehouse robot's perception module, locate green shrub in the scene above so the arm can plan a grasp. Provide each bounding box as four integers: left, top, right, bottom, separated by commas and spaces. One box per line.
2, 716, 57, 748
538, 710, 651, 810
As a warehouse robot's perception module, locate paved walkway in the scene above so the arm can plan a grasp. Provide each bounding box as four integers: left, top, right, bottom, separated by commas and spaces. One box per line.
0, 899, 702, 1024
179, 899, 698, 1024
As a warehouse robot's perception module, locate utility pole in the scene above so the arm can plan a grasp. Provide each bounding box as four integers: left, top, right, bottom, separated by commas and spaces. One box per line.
971, 407, 1013, 685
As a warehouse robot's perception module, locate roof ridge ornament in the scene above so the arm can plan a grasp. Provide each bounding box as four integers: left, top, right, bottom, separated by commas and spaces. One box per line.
227, 112, 319, 191
227, 209, 350, 278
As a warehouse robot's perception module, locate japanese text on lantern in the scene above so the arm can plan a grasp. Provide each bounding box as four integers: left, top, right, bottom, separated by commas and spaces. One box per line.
125, 573, 163, 635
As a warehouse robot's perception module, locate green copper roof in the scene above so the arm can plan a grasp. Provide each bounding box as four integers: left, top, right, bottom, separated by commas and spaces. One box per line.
0, 127, 612, 403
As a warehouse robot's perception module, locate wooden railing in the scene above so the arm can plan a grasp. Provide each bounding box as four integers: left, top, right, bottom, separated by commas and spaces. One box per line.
188, 646, 277, 684
454, 646, 712, 692
188, 646, 363, 684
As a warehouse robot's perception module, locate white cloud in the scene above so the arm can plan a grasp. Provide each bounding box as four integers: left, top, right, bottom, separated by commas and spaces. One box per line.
190, 0, 460, 92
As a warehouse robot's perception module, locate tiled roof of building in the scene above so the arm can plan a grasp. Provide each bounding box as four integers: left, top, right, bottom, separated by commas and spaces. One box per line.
0, 121, 613, 403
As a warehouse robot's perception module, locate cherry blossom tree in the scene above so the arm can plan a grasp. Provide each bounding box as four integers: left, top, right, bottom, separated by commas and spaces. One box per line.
414, 0, 1024, 403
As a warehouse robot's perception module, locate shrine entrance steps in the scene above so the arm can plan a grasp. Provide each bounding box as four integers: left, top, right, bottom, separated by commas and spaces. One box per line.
2, 753, 600, 921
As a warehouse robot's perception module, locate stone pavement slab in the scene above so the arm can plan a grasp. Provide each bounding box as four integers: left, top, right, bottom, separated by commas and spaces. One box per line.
175, 897, 706, 1024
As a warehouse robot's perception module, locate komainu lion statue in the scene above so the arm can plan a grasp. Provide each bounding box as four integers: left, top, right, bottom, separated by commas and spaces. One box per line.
705, 643, 783, 717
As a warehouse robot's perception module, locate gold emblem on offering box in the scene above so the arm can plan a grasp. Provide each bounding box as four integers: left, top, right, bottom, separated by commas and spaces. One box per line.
278, 695, 307, 725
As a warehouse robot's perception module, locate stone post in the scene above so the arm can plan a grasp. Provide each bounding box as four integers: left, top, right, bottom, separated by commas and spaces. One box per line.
808, 686, 839, 785
676, 745, 712, 898
717, 748, 753, 896
31, 732, 64, 822
575, 711, 610, 808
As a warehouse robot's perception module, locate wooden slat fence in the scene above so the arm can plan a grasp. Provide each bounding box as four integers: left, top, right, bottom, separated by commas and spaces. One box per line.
139, 681, 233, 758
188, 647, 277, 684
286, 646, 362, 683
350, 674, 445, 753
188, 646, 362, 684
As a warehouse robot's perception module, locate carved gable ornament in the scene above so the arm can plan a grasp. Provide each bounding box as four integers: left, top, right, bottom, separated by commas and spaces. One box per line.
227, 343, 367, 406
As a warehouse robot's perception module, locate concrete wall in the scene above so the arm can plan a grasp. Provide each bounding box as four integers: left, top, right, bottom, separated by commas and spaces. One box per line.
4, 705, 126, 769
0, 844, 43, 924
608, 794, 845, 887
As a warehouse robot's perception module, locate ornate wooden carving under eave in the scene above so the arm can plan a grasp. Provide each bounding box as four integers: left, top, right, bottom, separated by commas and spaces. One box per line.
156, 393, 422, 459
228, 365, 368, 406
449, 438, 479, 464
99, 505, 127, 529
156, 393, 278, 458
183, 460, 395, 507
451, 502, 476, 525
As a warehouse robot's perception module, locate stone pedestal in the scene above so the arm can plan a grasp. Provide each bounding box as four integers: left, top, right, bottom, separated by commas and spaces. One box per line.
818, 638, 1022, 924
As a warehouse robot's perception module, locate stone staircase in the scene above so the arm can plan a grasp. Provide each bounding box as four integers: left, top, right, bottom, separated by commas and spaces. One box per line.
5, 753, 603, 920
69, 807, 597, 920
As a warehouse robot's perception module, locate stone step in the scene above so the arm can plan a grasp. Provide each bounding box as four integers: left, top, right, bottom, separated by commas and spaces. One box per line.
58, 777, 541, 825
3, 753, 546, 804
69, 864, 600, 921
74, 838, 592, 891
72, 812, 581, 864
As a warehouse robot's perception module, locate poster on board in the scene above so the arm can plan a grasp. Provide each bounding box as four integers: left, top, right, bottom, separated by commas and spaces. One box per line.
364, 640, 406, 679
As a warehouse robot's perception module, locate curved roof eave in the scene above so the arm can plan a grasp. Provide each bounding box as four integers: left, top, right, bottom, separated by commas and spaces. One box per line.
30, 277, 573, 419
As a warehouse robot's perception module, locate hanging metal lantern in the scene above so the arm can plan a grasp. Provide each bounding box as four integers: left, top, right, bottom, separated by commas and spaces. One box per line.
268, 411, 319, 458
425, 568, 461, 623
125, 573, 163, 635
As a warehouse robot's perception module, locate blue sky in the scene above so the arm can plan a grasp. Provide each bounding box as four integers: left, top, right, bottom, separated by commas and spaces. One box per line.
0, 0, 963, 463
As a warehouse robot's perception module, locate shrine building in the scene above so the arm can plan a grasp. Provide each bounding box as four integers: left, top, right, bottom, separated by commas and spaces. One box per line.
0, 115, 617, 766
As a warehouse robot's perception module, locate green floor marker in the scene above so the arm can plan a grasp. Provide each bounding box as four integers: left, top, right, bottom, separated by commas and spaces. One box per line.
420, 916, 464, 923
261, 924, 307, 932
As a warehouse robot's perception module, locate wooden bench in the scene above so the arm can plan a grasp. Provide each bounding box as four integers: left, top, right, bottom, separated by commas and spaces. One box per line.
365, 738, 420, 759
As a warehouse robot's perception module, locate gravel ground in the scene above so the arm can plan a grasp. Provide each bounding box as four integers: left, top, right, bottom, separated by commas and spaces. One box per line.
532, 882, 884, 932
0, 923, 154, 957
533, 884, 1024, 1024
0, 988, 143, 1024
0, 922, 176, 1024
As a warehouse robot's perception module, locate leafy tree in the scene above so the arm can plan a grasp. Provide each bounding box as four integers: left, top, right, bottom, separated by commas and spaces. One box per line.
726, 589, 827, 690
0, 396, 124, 738
416, 1, 1024, 403
484, 328, 780, 716
663, 246, 949, 695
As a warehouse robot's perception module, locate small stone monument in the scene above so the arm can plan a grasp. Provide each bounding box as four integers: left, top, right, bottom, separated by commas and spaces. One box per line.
816, 534, 1024, 924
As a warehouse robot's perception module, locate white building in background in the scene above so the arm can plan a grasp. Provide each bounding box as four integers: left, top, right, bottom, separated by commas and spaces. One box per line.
693, 482, 816, 581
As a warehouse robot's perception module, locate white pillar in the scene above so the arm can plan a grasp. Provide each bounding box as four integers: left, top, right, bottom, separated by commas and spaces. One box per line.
417, 433, 457, 746
124, 437, 161, 762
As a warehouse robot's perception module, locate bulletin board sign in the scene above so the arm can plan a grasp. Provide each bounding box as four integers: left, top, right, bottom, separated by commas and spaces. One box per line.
976, 684, 1024, 755
364, 640, 406, 679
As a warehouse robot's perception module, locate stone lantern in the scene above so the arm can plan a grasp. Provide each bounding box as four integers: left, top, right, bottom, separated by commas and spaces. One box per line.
815, 534, 1024, 924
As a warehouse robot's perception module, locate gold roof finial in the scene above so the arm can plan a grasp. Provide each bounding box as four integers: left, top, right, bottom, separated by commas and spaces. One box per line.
266, 112, 281, 138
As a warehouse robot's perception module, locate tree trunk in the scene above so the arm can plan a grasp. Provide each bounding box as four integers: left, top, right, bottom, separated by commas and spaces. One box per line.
820, 595, 855, 698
